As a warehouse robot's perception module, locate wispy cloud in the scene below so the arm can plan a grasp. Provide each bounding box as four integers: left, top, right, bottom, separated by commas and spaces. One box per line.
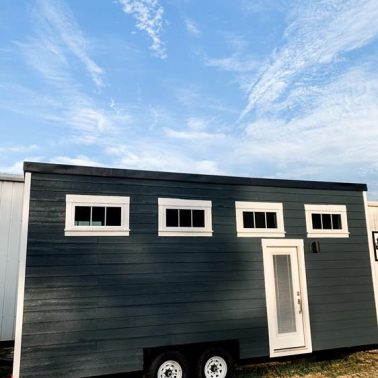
184, 17, 200, 37
241, 0, 289, 14
49, 155, 102, 167
0, 144, 39, 153
12, 1, 127, 145
32, 0, 104, 88
202, 34, 260, 94
0, 161, 25, 174
240, 0, 378, 119
203, 34, 257, 73
164, 117, 226, 141
106, 143, 222, 175
237, 67, 378, 180
117, 0, 166, 59
204, 55, 258, 73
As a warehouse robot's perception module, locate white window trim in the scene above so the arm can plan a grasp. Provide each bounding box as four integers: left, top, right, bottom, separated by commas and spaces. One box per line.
235, 201, 285, 238
304, 204, 349, 238
158, 198, 213, 237
65, 194, 130, 236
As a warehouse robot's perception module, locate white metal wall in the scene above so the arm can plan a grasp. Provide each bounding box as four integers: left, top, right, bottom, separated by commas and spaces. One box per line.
0, 177, 24, 341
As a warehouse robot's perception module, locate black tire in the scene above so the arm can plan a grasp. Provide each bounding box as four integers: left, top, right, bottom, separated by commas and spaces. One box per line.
147, 351, 189, 378
196, 347, 235, 378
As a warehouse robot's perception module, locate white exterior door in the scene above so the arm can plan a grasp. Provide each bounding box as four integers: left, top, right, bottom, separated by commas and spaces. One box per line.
262, 239, 312, 357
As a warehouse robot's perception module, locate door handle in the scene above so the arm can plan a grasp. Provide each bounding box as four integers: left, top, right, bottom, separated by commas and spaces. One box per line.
297, 298, 303, 314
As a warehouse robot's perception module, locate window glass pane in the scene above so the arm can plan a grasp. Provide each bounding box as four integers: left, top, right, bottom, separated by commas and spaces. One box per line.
179, 209, 192, 227
106, 207, 122, 226
92, 206, 105, 226
266, 212, 277, 228
255, 212, 266, 228
75, 206, 91, 226
273, 254, 296, 334
243, 211, 255, 228
166, 209, 179, 227
192, 210, 205, 227
322, 214, 332, 229
312, 213, 322, 229
332, 214, 342, 230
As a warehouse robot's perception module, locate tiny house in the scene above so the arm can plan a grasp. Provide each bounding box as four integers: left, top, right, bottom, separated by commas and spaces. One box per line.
0, 175, 24, 342
13, 162, 378, 378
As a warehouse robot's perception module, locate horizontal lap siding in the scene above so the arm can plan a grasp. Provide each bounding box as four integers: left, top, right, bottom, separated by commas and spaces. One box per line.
20, 173, 377, 377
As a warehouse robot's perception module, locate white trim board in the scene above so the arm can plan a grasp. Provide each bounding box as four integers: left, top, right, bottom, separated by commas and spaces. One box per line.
13, 172, 31, 378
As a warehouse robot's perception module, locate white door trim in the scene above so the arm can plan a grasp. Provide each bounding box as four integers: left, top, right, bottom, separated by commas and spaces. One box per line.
262, 239, 312, 357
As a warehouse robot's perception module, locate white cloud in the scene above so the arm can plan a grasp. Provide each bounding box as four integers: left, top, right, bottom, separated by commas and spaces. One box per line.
0, 161, 24, 174
240, 0, 378, 118
49, 155, 102, 167
106, 144, 223, 175
184, 18, 200, 37
13, 0, 134, 146
164, 117, 226, 141
236, 68, 378, 185
0, 144, 39, 153
32, 0, 104, 88
241, 0, 289, 14
187, 117, 206, 130
117, 0, 166, 59
0, 156, 43, 174
204, 55, 258, 73
203, 34, 258, 74
164, 128, 225, 140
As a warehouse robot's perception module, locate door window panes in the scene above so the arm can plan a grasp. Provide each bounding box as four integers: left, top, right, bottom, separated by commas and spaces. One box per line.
273, 254, 296, 334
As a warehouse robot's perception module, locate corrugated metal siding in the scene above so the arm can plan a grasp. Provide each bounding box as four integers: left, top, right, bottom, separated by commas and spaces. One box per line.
0, 179, 23, 341
19, 173, 378, 377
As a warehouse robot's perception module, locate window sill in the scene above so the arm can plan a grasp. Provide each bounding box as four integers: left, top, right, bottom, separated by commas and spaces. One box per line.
237, 231, 286, 238
307, 231, 349, 238
158, 230, 213, 237
65, 228, 130, 237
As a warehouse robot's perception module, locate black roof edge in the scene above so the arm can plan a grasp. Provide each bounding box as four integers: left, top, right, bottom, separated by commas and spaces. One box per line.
23, 161, 368, 192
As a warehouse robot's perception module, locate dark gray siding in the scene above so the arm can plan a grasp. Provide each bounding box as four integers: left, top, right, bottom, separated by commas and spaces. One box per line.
20, 172, 377, 377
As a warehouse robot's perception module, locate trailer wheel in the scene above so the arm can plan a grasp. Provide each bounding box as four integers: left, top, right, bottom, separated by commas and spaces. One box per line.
196, 348, 235, 378
147, 351, 189, 378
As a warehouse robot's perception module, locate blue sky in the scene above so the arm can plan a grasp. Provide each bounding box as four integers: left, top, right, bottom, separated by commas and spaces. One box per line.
1, 0, 378, 197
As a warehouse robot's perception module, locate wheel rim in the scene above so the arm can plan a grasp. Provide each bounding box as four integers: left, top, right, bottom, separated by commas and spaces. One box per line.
204, 355, 228, 378
157, 360, 183, 378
